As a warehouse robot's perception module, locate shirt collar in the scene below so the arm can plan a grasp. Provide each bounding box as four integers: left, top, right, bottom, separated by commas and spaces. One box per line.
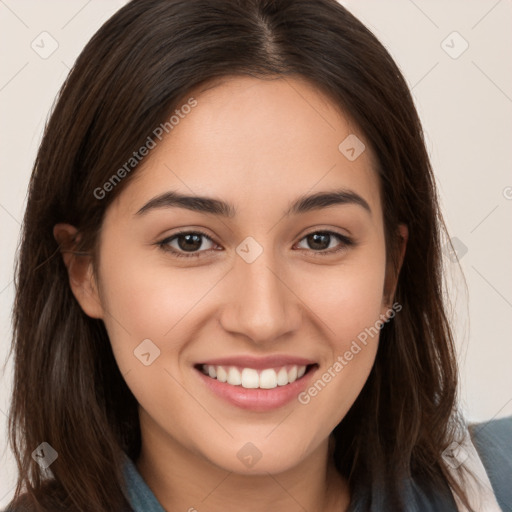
121, 452, 166, 512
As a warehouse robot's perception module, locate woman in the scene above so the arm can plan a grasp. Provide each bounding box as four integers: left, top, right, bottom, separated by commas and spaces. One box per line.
5, 0, 511, 511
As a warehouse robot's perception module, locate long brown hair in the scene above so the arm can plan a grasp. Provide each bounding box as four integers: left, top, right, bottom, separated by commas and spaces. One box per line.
7, 0, 473, 510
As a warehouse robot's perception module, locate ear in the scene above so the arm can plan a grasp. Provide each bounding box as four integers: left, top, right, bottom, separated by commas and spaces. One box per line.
381, 223, 408, 312
53, 223, 104, 319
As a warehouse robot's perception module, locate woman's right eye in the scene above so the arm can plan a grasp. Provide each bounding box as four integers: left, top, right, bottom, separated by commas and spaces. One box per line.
157, 231, 218, 258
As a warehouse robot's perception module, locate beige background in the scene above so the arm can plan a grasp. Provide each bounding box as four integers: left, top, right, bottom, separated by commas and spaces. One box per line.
1, 0, 511, 505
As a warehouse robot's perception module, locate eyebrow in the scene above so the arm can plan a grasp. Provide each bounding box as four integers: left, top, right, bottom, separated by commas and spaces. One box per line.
135, 188, 371, 218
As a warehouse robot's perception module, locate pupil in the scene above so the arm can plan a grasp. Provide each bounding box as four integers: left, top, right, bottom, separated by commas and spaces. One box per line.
179, 234, 202, 252
308, 233, 329, 250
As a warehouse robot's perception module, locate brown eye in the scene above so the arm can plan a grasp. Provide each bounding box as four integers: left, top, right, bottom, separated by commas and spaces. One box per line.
158, 231, 217, 258
296, 231, 354, 256
175, 233, 205, 252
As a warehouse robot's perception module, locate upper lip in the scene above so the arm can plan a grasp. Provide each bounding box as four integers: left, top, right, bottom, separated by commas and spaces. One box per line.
196, 355, 317, 370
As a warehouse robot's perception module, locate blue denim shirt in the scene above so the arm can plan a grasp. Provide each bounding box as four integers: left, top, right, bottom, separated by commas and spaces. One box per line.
121, 415, 512, 512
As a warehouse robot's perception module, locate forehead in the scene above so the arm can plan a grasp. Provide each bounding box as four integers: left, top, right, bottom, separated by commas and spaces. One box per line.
111, 75, 382, 222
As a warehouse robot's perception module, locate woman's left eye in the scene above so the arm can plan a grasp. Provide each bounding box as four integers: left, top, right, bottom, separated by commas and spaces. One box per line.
295, 231, 354, 256
157, 230, 354, 259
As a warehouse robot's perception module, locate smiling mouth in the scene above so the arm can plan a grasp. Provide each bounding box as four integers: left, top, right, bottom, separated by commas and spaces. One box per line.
195, 363, 317, 390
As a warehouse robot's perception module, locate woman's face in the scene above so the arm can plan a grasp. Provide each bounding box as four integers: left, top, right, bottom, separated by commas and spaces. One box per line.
75, 75, 404, 474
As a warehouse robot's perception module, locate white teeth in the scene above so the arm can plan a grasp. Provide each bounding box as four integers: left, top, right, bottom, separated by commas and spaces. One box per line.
259, 368, 278, 389
216, 366, 227, 382
200, 364, 308, 389
277, 367, 288, 386
227, 366, 242, 385
241, 368, 259, 388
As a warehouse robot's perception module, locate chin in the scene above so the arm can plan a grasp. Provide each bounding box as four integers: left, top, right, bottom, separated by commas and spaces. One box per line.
199, 437, 316, 476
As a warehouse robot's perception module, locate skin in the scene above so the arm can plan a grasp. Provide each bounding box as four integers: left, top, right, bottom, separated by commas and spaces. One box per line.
55, 75, 407, 512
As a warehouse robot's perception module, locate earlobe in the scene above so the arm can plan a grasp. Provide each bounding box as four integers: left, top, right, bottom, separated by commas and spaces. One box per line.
381, 223, 408, 312
53, 223, 104, 319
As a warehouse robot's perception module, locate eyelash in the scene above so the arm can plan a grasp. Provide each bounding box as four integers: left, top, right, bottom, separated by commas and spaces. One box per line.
157, 229, 354, 259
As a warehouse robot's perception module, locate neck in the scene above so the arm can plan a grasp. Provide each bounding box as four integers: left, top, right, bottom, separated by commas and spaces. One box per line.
135, 411, 349, 512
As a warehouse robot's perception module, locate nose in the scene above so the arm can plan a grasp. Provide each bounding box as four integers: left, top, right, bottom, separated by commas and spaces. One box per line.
218, 249, 303, 345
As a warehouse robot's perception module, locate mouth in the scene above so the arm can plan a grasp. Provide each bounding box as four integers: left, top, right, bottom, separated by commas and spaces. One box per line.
193, 358, 318, 411
195, 363, 316, 389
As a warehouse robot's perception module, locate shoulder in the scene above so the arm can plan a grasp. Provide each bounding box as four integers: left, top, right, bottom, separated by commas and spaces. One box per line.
469, 414, 512, 512
469, 414, 512, 464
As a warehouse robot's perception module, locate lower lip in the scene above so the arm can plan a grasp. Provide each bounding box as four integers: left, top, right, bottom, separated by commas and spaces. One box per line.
195, 366, 318, 411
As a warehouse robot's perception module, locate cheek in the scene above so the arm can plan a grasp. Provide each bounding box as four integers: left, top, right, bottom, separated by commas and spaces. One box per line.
294, 248, 386, 410
95, 239, 202, 367
95, 246, 204, 416
304, 249, 387, 345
